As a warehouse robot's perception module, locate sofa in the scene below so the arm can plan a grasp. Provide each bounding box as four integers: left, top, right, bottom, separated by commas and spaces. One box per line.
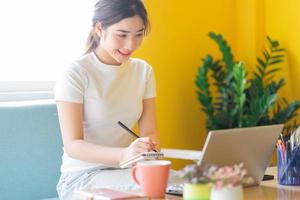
0, 100, 62, 200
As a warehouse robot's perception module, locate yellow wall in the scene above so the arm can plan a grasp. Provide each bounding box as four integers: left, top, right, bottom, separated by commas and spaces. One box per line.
236, 0, 265, 69
133, 0, 300, 169
235, 0, 299, 110
265, 0, 300, 101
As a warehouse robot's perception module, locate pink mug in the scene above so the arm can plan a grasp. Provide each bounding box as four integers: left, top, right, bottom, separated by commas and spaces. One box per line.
131, 160, 171, 198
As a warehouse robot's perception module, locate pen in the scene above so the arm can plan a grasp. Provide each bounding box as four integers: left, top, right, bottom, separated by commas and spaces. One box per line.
118, 121, 140, 138
117, 121, 157, 152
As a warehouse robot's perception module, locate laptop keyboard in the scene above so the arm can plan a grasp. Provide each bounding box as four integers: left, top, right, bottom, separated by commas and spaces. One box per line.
166, 183, 184, 196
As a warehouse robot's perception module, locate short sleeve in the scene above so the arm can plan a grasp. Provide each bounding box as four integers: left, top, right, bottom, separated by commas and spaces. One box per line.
54, 64, 88, 104
143, 66, 156, 99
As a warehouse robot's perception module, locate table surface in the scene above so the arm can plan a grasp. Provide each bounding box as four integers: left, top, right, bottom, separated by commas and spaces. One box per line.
162, 167, 300, 200
243, 167, 300, 200
73, 167, 300, 200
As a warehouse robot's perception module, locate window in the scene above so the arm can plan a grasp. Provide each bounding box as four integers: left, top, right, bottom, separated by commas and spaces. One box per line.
0, 0, 94, 101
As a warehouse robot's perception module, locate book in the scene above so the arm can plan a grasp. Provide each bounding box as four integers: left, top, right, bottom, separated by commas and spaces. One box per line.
119, 152, 164, 168
160, 148, 202, 160
74, 188, 148, 200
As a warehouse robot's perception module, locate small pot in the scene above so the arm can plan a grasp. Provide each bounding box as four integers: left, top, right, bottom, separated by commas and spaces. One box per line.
210, 185, 243, 200
183, 183, 211, 200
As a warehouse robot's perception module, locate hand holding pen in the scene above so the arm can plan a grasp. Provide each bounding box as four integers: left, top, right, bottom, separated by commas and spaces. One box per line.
118, 121, 158, 152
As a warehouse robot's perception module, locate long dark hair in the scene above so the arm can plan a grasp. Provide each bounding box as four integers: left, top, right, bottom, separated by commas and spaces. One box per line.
84, 0, 150, 54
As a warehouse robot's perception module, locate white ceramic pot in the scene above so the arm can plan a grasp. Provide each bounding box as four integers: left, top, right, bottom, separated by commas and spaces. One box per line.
210, 185, 243, 200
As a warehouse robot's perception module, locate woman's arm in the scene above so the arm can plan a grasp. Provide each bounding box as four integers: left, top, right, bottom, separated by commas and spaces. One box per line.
138, 98, 160, 150
56, 101, 155, 166
56, 101, 124, 166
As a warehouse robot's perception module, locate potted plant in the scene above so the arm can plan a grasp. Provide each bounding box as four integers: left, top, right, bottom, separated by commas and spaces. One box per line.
210, 163, 253, 200
195, 32, 300, 132
176, 163, 217, 200
177, 162, 253, 200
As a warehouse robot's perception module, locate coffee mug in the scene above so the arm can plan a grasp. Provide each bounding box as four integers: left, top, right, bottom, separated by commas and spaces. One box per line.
131, 160, 171, 198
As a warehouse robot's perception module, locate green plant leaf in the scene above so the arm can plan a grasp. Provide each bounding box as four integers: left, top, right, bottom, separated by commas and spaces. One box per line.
265, 68, 281, 77
208, 32, 234, 76
270, 55, 284, 59
273, 48, 285, 52
269, 59, 284, 65
271, 99, 300, 124
257, 58, 266, 68
232, 63, 247, 127
245, 94, 277, 126
195, 55, 216, 130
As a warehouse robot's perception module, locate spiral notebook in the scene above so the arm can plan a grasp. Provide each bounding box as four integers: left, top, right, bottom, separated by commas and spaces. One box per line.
119, 152, 164, 168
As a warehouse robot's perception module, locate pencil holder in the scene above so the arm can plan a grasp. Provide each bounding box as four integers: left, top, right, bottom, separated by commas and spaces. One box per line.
277, 147, 300, 185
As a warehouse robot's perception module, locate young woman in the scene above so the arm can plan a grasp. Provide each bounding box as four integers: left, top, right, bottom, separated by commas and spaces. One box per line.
54, 0, 158, 199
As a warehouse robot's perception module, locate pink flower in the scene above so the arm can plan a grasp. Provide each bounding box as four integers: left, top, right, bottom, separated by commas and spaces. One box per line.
176, 162, 254, 187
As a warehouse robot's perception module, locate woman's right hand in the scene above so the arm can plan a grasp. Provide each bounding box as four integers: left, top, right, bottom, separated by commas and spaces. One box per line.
120, 137, 157, 164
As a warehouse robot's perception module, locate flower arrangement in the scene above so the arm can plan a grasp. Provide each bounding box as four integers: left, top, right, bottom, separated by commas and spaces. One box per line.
211, 163, 253, 189
176, 162, 217, 184
176, 162, 253, 188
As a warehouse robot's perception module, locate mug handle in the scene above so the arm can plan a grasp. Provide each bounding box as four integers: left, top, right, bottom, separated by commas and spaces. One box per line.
131, 165, 140, 185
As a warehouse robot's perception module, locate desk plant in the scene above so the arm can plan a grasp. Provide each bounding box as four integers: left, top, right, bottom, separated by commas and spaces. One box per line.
176, 163, 217, 200
195, 32, 300, 132
210, 163, 253, 200
177, 162, 253, 200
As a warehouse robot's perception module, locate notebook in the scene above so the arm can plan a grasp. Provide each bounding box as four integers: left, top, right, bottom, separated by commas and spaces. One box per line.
119, 152, 164, 168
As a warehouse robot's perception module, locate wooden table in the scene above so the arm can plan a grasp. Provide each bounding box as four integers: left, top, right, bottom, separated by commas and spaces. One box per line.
74, 167, 300, 199
242, 167, 300, 200
163, 167, 300, 200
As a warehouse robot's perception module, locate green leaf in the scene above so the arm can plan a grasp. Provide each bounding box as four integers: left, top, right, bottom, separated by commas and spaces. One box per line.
208, 32, 234, 75
257, 57, 266, 68
264, 75, 275, 85
257, 66, 264, 76
269, 59, 284, 65
232, 62, 247, 127
273, 48, 285, 52
263, 49, 269, 60
265, 68, 281, 76
271, 100, 300, 124
195, 55, 216, 130
270, 55, 284, 59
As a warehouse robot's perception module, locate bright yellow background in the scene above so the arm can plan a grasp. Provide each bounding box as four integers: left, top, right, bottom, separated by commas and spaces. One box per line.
134, 0, 300, 169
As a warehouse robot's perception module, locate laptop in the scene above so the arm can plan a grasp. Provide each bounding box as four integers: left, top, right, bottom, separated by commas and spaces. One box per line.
166, 124, 284, 195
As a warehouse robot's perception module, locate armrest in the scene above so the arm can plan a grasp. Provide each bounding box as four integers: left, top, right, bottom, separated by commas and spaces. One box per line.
161, 148, 202, 160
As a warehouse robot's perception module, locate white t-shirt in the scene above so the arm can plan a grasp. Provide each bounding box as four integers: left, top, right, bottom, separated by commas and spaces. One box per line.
54, 52, 156, 173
